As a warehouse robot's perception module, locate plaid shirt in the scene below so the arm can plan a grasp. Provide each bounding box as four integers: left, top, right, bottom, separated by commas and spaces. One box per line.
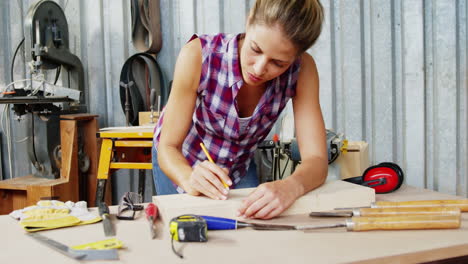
154, 33, 300, 193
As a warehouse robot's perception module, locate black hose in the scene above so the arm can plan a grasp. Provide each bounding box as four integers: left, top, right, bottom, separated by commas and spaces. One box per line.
53, 66, 61, 85
10, 38, 25, 87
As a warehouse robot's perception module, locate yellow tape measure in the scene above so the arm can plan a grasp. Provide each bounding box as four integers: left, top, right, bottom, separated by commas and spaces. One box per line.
169, 215, 207, 242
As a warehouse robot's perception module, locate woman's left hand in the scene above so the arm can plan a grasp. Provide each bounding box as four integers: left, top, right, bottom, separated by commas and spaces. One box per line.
236, 179, 303, 219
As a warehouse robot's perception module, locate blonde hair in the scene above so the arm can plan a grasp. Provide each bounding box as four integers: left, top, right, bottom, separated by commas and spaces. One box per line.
248, 0, 324, 54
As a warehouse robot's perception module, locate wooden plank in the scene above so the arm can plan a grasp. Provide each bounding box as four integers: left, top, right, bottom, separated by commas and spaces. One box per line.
153, 180, 375, 223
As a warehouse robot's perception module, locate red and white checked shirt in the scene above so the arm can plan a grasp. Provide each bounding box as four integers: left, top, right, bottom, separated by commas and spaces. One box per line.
154, 33, 300, 193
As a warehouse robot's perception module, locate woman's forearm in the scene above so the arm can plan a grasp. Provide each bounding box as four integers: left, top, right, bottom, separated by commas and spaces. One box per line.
157, 144, 196, 194
284, 156, 328, 198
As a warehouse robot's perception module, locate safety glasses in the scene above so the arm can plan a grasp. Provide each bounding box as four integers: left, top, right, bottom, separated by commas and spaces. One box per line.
117, 192, 144, 220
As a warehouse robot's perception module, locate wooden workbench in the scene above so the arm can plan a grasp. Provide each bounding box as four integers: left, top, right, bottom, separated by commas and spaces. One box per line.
1, 185, 468, 264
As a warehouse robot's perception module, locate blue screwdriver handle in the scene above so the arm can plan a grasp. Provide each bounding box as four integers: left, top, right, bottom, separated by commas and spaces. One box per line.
200, 215, 238, 230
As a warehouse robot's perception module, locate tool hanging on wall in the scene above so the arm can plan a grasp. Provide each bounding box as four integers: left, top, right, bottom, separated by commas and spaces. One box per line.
119, 53, 165, 126
130, 0, 162, 54
343, 162, 404, 193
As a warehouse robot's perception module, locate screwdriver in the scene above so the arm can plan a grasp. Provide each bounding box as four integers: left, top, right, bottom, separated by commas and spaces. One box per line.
201, 215, 295, 230
336, 199, 468, 212
310, 206, 461, 218
201, 214, 461, 231
145, 203, 158, 239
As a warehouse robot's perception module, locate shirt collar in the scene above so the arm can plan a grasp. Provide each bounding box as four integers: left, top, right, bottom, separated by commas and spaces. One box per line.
227, 33, 244, 88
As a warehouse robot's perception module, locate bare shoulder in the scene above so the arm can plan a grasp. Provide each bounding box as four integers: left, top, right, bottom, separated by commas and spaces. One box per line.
299, 52, 318, 76
178, 37, 202, 64
296, 52, 319, 94
173, 37, 203, 93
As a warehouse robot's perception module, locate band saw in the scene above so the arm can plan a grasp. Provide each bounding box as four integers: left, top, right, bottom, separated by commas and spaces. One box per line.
0, 0, 87, 179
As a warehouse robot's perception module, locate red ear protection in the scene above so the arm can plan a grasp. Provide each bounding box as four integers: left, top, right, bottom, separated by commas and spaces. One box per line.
343, 162, 404, 194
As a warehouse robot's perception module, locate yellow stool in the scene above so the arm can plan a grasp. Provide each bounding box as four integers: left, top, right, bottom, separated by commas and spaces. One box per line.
96, 127, 154, 206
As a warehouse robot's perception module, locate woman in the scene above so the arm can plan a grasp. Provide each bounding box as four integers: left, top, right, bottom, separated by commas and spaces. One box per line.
153, 0, 328, 219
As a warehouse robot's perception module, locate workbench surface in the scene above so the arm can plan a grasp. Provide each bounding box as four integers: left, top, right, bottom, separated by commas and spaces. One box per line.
1, 185, 468, 264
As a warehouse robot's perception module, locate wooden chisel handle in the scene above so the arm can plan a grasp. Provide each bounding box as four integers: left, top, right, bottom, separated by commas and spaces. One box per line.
358, 206, 461, 217
373, 200, 468, 212
347, 215, 461, 231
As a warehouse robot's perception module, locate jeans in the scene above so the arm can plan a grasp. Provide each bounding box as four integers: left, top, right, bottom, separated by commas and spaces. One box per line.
152, 147, 259, 195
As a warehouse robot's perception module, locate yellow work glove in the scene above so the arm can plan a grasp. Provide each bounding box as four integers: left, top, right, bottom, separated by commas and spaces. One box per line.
65, 201, 102, 225
9, 200, 101, 232
10, 200, 80, 232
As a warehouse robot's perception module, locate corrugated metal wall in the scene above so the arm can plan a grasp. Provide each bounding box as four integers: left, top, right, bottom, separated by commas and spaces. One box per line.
0, 0, 466, 201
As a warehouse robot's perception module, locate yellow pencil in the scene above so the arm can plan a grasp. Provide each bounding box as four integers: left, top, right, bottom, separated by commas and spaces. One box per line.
200, 142, 229, 189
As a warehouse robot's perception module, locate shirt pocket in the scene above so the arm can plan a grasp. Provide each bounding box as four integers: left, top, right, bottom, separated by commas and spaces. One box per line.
195, 98, 227, 135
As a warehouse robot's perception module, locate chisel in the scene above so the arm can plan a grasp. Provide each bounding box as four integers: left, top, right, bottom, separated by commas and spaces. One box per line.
336, 199, 468, 212
200, 215, 296, 230
98, 202, 115, 237
297, 215, 461, 231
310, 206, 461, 218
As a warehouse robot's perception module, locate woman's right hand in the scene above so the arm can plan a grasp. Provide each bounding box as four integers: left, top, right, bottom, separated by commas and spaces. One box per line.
184, 161, 231, 200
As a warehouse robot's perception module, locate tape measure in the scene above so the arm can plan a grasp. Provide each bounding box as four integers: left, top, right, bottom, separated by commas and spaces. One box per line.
169, 215, 207, 259
170, 215, 208, 242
